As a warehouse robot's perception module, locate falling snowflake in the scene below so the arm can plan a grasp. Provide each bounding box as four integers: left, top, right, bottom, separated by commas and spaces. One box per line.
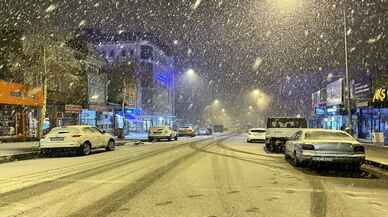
367, 32, 384, 44
252, 57, 263, 71
191, 0, 202, 10
78, 20, 87, 27
45, 4, 57, 13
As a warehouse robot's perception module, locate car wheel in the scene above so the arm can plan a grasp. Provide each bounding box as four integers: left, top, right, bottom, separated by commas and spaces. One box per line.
293, 152, 301, 167
284, 152, 290, 160
174, 136, 178, 141
106, 140, 115, 151
39, 149, 48, 157
79, 142, 91, 156
267, 143, 274, 152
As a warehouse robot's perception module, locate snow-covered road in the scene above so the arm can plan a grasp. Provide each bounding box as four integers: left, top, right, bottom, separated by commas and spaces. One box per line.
0, 135, 387, 217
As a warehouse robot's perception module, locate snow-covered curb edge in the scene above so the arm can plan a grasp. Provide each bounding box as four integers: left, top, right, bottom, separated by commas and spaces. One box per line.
0, 152, 39, 164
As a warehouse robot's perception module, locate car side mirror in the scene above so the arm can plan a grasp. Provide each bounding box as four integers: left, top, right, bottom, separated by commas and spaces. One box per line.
102, 130, 106, 134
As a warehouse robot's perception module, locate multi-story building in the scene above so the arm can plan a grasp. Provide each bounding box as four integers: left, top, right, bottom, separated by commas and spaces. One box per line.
83, 30, 176, 133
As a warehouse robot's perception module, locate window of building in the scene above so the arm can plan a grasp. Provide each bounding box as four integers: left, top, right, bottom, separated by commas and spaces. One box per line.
121, 49, 126, 57
140, 45, 153, 60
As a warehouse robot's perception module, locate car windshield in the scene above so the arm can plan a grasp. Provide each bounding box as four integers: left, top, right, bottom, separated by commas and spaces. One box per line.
1, 1, 387, 217
305, 131, 355, 141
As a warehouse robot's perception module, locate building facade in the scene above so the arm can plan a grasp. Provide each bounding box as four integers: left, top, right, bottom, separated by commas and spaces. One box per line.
311, 67, 388, 144
84, 31, 176, 134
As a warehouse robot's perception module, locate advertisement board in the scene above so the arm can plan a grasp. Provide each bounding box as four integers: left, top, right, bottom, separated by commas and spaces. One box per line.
80, 109, 96, 126
312, 91, 320, 108
326, 79, 343, 106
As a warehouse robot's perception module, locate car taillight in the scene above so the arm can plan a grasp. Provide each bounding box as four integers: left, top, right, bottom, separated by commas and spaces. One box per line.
301, 144, 315, 150
72, 135, 81, 138
354, 146, 365, 153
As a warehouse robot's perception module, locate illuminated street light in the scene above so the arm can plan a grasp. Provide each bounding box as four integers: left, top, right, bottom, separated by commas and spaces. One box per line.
274, 0, 352, 131
221, 108, 225, 113
252, 89, 260, 96
213, 99, 220, 105
186, 68, 195, 77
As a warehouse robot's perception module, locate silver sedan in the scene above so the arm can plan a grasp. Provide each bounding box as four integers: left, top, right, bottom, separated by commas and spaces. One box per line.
285, 129, 365, 169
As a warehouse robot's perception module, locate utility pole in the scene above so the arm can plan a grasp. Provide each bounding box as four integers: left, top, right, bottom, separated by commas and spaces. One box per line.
343, 8, 353, 132
38, 46, 48, 139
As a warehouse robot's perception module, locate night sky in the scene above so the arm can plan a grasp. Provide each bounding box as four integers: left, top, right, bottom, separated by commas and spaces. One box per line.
1, 0, 387, 120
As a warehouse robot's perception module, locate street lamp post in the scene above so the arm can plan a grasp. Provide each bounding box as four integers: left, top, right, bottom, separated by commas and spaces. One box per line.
343, 7, 353, 132
275, 0, 353, 132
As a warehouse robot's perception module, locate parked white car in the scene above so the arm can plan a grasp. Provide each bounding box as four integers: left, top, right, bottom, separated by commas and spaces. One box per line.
285, 129, 365, 169
39, 125, 115, 156
148, 126, 178, 142
247, 128, 266, 143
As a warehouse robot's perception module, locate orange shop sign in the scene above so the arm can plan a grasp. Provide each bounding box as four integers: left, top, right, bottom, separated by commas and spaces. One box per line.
0, 80, 43, 107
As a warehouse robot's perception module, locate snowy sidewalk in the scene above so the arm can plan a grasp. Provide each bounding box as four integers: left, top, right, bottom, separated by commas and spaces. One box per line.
364, 144, 388, 167
0, 141, 39, 156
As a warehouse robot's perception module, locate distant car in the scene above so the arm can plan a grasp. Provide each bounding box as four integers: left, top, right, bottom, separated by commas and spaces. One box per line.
213, 125, 224, 133
285, 129, 365, 169
148, 126, 178, 142
197, 128, 210, 136
39, 125, 115, 156
178, 126, 195, 137
247, 128, 266, 143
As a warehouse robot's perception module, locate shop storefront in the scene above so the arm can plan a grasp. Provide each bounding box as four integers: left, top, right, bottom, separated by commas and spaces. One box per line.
358, 108, 388, 142
89, 105, 114, 134
0, 80, 43, 140
358, 86, 388, 144
80, 109, 97, 126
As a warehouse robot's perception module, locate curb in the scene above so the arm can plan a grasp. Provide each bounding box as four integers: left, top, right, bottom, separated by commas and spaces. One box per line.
0, 152, 39, 164
365, 159, 388, 170
0, 140, 138, 164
